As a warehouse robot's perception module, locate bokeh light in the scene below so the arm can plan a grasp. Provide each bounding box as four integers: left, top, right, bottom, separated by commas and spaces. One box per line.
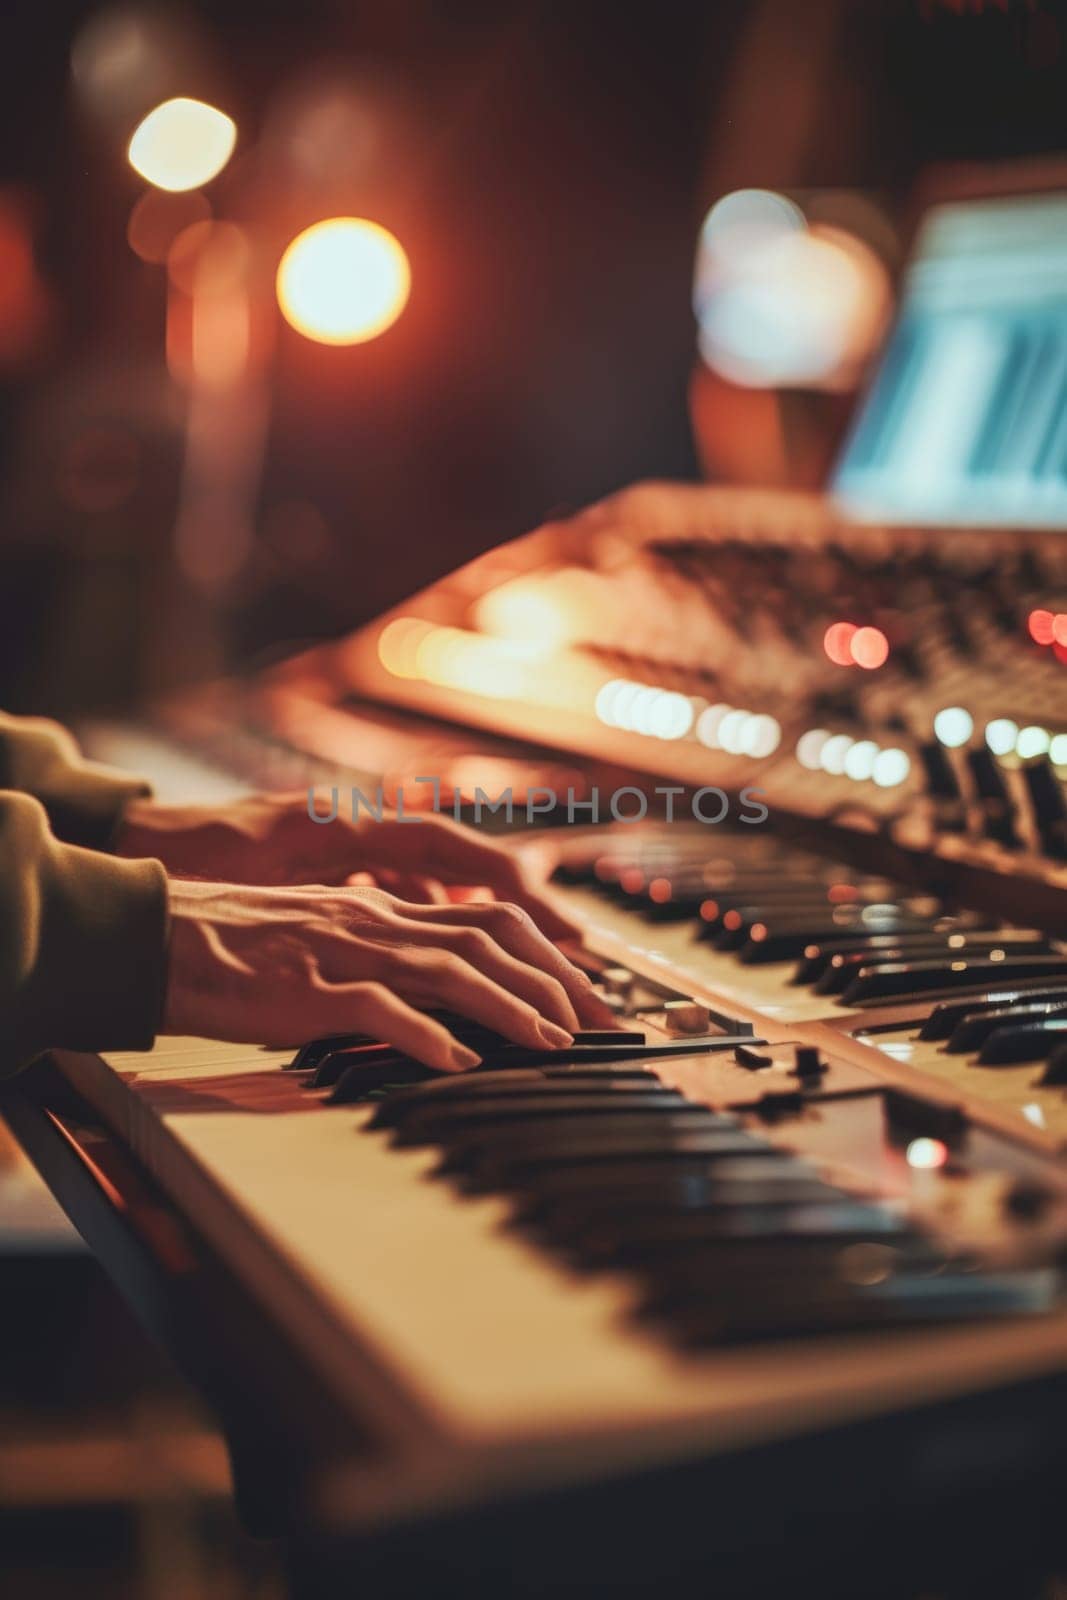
276, 217, 410, 345
694, 191, 891, 390
128, 98, 236, 192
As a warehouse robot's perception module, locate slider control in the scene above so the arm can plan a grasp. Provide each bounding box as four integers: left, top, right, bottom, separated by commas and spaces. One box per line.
663, 999, 711, 1035
1021, 759, 1067, 861
966, 747, 1019, 848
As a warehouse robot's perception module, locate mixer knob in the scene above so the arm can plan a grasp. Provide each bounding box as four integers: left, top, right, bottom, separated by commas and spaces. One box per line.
792, 1045, 828, 1080
600, 966, 635, 998
663, 999, 711, 1035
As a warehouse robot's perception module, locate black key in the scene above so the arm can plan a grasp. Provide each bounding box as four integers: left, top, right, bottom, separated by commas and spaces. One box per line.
842, 955, 1067, 1006
391, 1090, 701, 1147
288, 1033, 377, 1071
558, 1200, 905, 1267
439, 1124, 764, 1190
507, 1153, 797, 1220
367, 1068, 664, 1127
336, 1061, 669, 1107
643, 1269, 1038, 1347
736, 914, 936, 963
977, 1018, 1067, 1065
806, 932, 1047, 994
314, 1028, 648, 1088
946, 1002, 1067, 1054
1037, 1043, 1067, 1084
517, 1170, 832, 1233
919, 983, 1067, 1040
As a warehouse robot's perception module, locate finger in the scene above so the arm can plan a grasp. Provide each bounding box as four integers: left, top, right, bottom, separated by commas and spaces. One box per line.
398, 901, 616, 1028
381, 818, 582, 941
385, 872, 450, 905
396, 918, 582, 1032
395, 949, 573, 1052
318, 981, 480, 1073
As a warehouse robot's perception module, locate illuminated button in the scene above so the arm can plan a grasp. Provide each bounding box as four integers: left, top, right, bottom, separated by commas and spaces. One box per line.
849, 626, 889, 670
824, 622, 856, 666
843, 739, 878, 781
872, 747, 910, 788
796, 728, 830, 770
985, 718, 1018, 757
819, 734, 853, 775
1016, 725, 1050, 759
933, 706, 973, 748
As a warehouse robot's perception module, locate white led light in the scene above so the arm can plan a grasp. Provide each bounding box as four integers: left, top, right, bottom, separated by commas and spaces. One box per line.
1050, 734, 1067, 766
796, 728, 829, 770
1016, 725, 1050, 759
628, 686, 660, 736
696, 703, 732, 749
985, 718, 1018, 757
844, 739, 879, 782
933, 706, 973, 748
595, 679, 625, 727
718, 708, 750, 755
741, 712, 781, 759
819, 734, 854, 776
872, 747, 911, 788
647, 692, 695, 741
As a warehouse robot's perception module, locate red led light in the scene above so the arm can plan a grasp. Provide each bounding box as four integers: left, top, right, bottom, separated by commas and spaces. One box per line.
749, 922, 767, 942
1055, 640, 1067, 666
850, 626, 889, 670
824, 621, 857, 666
699, 898, 720, 922
648, 877, 672, 904
827, 882, 859, 903
723, 909, 742, 931
619, 867, 644, 894
1053, 614, 1067, 647
1029, 609, 1055, 645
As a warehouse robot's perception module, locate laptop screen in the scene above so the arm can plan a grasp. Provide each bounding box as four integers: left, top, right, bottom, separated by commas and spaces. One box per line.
832, 192, 1067, 527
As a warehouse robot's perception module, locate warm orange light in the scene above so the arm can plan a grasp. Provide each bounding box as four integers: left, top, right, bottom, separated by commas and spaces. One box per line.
276, 217, 410, 345
1029, 608, 1055, 645
823, 621, 856, 666
128, 98, 236, 192
850, 626, 889, 669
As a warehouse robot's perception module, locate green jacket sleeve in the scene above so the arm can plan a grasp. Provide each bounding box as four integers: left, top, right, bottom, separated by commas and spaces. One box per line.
0, 712, 152, 852
0, 792, 169, 1078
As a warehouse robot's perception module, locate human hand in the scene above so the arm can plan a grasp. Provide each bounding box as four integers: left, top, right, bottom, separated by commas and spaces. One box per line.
164, 878, 614, 1069
121, 796, 580, 940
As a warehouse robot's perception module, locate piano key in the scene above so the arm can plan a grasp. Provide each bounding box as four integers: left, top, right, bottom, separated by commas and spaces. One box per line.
643, 1269, 1044, 1348
367, 1068, 664, 1125
801, 930, 1045, 991
565, 1201, 914, 1269
390, 1090, 704, 1147
841, 955, 1067, 1006
438, 1125, 767, 1190
315, 1028, 648, 1089
945, 1001, 1067, 1054
1037, 1043, 1067, 1085
919, 983, 1067, 1040
976, 1017, 1067, 1066
328, 1036, 761, 1103
514, 1170, 834, 1232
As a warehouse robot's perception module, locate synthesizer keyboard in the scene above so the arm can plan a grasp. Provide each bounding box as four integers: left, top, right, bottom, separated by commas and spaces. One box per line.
47, 817, 1067, 1538
36, 479, 1067, 1573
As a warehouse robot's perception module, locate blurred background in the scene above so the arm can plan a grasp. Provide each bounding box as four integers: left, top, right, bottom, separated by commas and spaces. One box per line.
3, 1, 1067, 1594
0, 0, 1063, 720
